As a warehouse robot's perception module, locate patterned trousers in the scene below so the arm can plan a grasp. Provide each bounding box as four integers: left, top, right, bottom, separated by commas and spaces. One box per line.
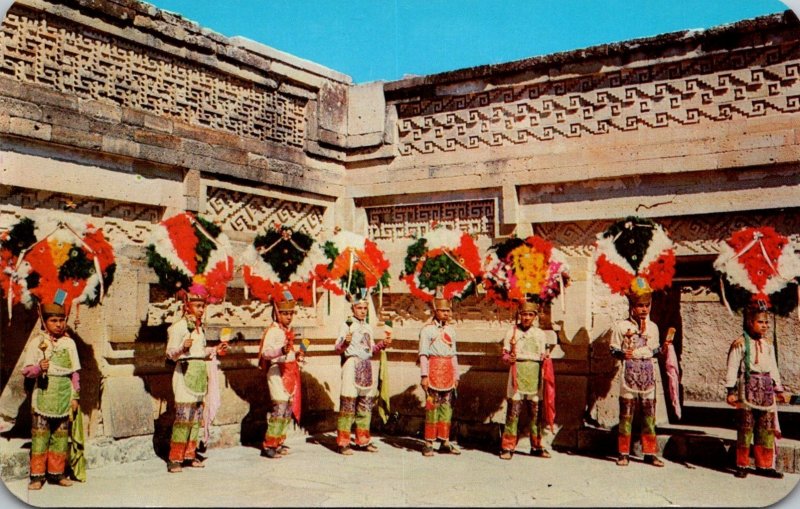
30, 412, 69, 481
424, 389, 454, 442
263, 400, 293, 449
169, 402, 204, 464
337, 396, 374, 447
736, 407, 775, 468
501, 399, 543, 451
618, 395, 657, 455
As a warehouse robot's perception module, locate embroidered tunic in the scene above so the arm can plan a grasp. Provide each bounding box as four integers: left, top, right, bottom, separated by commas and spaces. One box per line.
610, 317, 661, 395
22, 332, 80, 418
725, 335, 783, 391
261, 324, 298, 401
418, 321, 460, 391
335, 319, 385, 394
166, 318, 214, 403
502, 325, 552, 399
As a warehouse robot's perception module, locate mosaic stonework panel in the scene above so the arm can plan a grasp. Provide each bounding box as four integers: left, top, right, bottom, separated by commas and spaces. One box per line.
0, 9, 306, 148
0, 188, 162, 246
379, 292, 515, 324
396, 42, 800, 155
532, 221, 610, 257
147, 299, 318, 328
533, 209, 800, 256
366, 200, 495, 240
204, 186, 325, 236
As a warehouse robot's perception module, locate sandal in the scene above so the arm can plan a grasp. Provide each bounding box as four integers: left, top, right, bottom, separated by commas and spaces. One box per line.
56, 478, 74, 487
734, 468, 749, 478
499, 450, 513, 460
338, 446, 354, 456
531, 448, 551, 458
439, 442, 461, 455
361, 443, 379, 453
645, 455, 664, 468
422, 445, 435, 457
167, 462, 183, 473
28, 480, 44, 490
756, 467, 784, 479
185, 459, 205, 468
260, 448, 280, 459
616, 455, 629, 467
277, 445, 290, 456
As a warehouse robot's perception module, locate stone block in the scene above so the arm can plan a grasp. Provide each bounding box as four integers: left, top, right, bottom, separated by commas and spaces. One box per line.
104, 267, 141, 335
9, 117, 51, 141
0, 97, 41, 121
348, 82, 386, 136
78, 99, 122, 124
100, 377, 155, 438
133, 130, 182, 150
51, 124, 103, 151
317, 82, 348, 136
102, 135, 140, 158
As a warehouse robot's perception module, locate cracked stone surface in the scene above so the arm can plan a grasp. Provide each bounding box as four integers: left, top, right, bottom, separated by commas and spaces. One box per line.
2, 433, 799, 507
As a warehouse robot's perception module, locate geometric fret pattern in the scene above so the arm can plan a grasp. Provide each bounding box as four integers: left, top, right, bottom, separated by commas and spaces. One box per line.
1, 9, 306, 148
533, 209, 800, 256
0, 188, 162, 247
204, 186, 325, 237
366, 199, 495, 240
397, 42, 800, 155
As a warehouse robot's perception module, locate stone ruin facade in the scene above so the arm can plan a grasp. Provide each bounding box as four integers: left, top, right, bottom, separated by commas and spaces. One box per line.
1, 0, 799, 464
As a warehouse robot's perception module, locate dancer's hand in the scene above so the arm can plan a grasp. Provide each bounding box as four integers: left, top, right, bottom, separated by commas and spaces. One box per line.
420, 376, 429, 392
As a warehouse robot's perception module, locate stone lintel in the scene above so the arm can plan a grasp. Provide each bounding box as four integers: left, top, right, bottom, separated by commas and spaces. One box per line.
518, 181, 800, 223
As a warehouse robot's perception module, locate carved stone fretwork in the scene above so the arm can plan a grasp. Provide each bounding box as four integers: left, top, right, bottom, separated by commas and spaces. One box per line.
532, 221, 610, 257
0, 188, 162, 246
147, 299, 318, 328
0, 9, 306, 148
379, 292, 516, 324
396, 42, 800, 155
533, 209, 800, 256
204, 186, 325, 236
366, 200, 495, 240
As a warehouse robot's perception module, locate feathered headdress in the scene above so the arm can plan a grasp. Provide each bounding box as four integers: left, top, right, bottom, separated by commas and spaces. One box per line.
316, 229, 391, 301
1, 217, 37, 313
400, 227, 482, 302
146, 212, 233, 303
12, 218, 115, 315
241, 222, 326, 306
594, 216, 676, 296
483, 235, 570, 308
713, 226, 800, 316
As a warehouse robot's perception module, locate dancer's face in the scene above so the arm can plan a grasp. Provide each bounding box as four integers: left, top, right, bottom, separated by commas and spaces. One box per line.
747, 312, 769, 338
434, 308, 451, 324
186, 299, 207, 320
518, 311, 536, 328
352, 302, 368, 321
44, 315, 66, 337
278, 309, 295, 328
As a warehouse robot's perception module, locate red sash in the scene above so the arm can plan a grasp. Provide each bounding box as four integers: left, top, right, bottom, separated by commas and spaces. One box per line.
280, 361, 300, 394
428, 356, 456, 391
